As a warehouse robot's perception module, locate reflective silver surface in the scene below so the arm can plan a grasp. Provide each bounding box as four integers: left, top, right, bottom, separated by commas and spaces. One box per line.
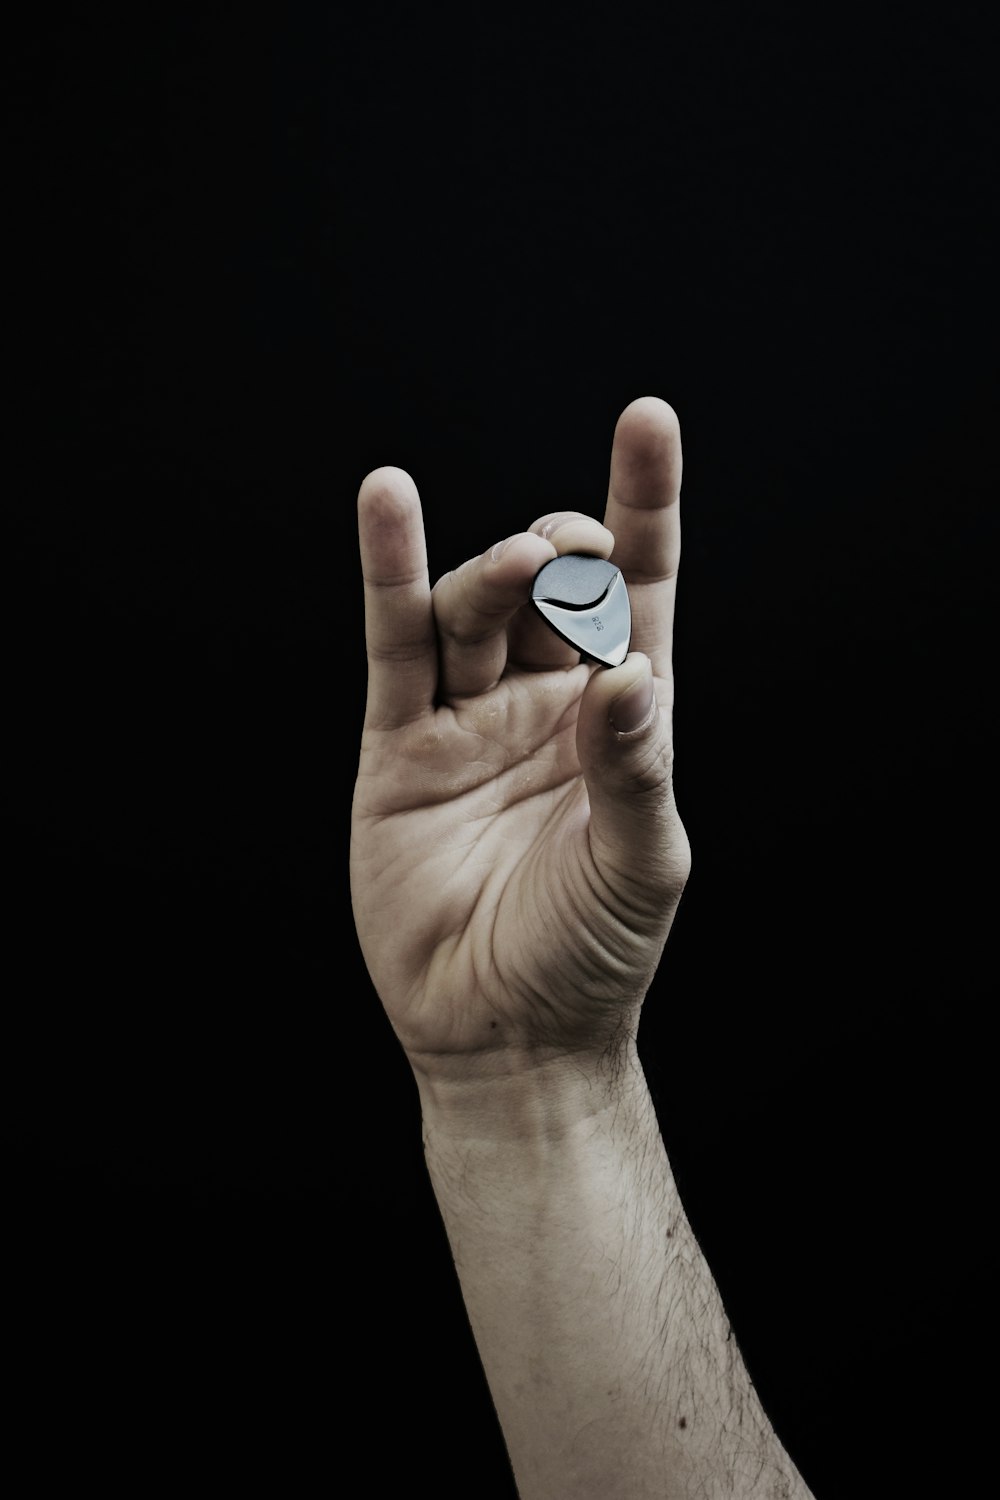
530, 554, 632, 668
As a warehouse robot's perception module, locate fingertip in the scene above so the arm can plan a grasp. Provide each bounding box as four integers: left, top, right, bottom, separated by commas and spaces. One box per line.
608, 399, 684, 520
357, 465, 421, 519
607, 653, 656, 736
523, 515, 615, 576
357, 468, 425, 566
357, 467, 428, 585
488, 527, 556, 578
578, 652, 657, 736
616, 395, 681, 441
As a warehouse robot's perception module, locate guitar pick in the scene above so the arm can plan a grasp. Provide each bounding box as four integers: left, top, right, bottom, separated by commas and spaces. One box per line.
530, 554, 631, 668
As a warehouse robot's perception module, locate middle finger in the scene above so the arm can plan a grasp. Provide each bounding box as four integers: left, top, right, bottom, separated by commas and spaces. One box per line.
432, 513, 615, 701
431, 530, 556, 701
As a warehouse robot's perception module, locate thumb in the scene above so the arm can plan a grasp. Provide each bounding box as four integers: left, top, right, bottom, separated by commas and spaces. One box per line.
575, 652, 691, 902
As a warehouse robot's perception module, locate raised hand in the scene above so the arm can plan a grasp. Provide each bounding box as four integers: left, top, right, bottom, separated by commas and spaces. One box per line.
350, 396, 690, 1082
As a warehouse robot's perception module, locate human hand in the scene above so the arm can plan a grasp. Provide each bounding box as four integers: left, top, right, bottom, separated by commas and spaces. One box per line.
350, 397, 690, 1092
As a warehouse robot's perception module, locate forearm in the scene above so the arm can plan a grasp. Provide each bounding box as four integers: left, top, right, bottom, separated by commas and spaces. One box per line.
416, 1047, 814, 1500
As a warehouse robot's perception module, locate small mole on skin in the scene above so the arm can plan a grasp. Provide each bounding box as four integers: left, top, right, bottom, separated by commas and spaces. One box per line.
489, 1021, 498, 1029
678, 1417, 687, 1430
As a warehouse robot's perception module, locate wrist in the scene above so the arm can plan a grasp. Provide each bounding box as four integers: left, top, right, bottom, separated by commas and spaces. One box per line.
412, 1038, 650, 1148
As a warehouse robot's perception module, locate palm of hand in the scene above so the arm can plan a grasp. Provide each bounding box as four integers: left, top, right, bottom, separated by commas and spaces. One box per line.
353, 660, 659, 1063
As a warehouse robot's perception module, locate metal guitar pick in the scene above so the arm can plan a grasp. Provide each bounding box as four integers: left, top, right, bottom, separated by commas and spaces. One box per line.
530, 554, 631, 668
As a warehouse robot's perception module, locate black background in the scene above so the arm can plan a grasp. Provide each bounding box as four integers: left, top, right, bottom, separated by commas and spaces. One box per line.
2, 3, 993, 1495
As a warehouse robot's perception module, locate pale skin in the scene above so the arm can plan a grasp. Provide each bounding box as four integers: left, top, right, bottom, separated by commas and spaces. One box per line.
350, 397, 816, 1499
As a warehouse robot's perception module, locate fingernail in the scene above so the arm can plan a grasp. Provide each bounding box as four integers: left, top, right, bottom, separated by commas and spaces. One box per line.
610, 660, 655, 734
538, 513, 574, 539
491, 535, 517, 562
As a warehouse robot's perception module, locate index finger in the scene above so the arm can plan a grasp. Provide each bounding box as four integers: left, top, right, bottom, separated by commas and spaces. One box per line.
357, 465, 437, 729
602, 396, 683, 678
